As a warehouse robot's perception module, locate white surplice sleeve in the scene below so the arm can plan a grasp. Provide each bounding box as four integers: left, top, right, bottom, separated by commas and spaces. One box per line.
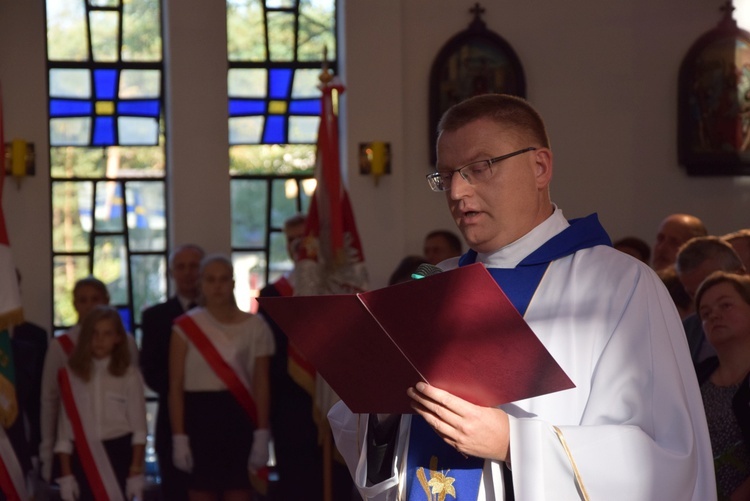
328, 405, 405, 501
506, 250, 716, 501
329, 247, 716, 501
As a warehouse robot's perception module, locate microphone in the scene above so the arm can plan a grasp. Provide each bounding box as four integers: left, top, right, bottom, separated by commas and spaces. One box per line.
411, 263, 443, 280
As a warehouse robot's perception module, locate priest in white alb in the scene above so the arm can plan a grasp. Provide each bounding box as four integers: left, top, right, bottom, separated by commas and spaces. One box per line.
328, 94, 716, 501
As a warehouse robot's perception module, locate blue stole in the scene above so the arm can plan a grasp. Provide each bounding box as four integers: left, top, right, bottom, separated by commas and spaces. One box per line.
405, 213, 611, 500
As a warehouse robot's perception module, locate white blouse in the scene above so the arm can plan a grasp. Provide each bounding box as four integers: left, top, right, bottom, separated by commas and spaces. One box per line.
54, 359, 148, 454
174, 308, 275, 392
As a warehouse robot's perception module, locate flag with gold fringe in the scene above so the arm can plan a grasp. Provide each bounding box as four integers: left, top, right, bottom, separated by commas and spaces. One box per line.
294, 67, 369, 411
0, 82, 20, 430
0, 81, 28, 501
293, 65, 369, 501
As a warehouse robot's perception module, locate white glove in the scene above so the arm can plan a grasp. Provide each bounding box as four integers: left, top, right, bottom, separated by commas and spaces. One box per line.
172, 434, 193, 473
57, 475, 79, 501
126, 473, 145, 500
248, 429, 271, 472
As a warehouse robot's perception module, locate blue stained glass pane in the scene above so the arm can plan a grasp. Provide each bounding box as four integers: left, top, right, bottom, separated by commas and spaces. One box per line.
263, 115, 286, 143
229, 99, 266, 116
289, 99, 320, 115
93, 116, 116, 145
50, 99, 93, 117
117, 100, 161, 117
94, 69, 118, 99
269, 69, 292, 99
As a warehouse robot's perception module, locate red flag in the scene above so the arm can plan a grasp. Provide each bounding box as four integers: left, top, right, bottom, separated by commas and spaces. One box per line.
0, 81, 28, 501
287, 72, 368, 501
0, 81, 22, 330
296, 76, 368, 296
0, 81, 9, 245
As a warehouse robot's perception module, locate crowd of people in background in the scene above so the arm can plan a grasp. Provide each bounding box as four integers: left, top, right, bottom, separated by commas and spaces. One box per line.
10, 214, 367, 501
6, 85, 750, 500
7, 209, 750, 501
612, 213, 750, 500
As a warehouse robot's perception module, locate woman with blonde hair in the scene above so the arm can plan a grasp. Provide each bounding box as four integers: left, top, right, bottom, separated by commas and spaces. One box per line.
169, 254, 274, 501
55, 305, 147, 501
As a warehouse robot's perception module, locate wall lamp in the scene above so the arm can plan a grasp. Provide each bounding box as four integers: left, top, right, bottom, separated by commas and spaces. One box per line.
359, 141, 391, 186
3, 140, 35, 188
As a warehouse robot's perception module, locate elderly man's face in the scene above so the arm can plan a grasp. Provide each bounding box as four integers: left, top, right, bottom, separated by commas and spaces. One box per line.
170, 247, 203, 298
652, 217, 700, 270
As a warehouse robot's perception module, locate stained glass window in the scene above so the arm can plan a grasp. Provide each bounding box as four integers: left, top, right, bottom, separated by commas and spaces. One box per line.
45, 0, 167, 337
227, 0, 337, 312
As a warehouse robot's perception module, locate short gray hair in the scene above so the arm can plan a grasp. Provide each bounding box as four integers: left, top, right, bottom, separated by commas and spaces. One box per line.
676, 236, 743, 274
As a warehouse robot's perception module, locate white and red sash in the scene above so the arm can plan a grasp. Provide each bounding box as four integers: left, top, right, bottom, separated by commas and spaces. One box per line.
174, 311, 258, 426
0, 426, 28, 501
57, 333, 74, 357
57, 368, 124, 501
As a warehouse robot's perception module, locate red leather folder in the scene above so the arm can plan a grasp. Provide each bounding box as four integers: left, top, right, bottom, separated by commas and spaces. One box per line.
257, 263, 574, 413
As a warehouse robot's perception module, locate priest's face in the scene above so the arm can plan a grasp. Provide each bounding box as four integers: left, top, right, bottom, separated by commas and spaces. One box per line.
436, 118, 553, 253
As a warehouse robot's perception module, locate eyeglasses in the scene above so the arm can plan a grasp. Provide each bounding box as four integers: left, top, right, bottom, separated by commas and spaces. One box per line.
426, 147, 537, 192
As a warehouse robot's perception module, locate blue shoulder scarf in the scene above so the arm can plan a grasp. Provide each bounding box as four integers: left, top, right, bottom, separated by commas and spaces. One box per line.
405, 213, 611, 501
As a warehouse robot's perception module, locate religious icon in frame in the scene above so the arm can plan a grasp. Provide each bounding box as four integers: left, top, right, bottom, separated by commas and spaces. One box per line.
428, 3, 526, 165
678, 3, 750, 175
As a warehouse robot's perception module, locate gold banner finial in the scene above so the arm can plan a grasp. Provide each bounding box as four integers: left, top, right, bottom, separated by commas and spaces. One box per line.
319, 46, 333, 85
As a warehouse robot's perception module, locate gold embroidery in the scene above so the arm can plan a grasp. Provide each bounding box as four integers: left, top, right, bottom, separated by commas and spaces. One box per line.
416, 455, 457, 500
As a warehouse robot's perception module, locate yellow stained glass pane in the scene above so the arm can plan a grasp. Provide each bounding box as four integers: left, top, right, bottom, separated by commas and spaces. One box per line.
96, 101, 116, 115
268, 100, 288, 114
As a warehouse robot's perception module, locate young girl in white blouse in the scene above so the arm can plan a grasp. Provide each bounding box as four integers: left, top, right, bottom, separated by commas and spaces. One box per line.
55, 306, 147, 501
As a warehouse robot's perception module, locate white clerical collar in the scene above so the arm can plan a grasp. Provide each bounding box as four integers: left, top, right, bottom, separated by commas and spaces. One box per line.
477, 205, 569, 269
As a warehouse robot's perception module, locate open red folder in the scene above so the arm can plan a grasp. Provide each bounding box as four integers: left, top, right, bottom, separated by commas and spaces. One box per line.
257, 263, 574, 413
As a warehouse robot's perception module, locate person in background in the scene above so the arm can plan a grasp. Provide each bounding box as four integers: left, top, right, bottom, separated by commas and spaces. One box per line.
328, 94, 715, 500
613, 236, 651, 264
140, 243, 204, 501
657, 266, 694, 320
695, 272, 750, 500
40, 277, 139, 485
258, 214, 323, 500
423, 230, 462, 265
258, 214, 359, 501
55, 306, 147, 501
723, 229, 750, 272
169, 255, 274, 501
11, 269, 48, 478
676, 236, 746, 366
652, 213, 707, 271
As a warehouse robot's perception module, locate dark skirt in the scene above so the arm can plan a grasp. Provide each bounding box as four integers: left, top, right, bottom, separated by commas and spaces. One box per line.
71, 433, 132, 501
184, 390, 255, 491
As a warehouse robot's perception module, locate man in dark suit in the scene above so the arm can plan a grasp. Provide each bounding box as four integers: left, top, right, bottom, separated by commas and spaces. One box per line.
259, 215, 358, 501
140, 244, 204, 501
258, 215, 325, 500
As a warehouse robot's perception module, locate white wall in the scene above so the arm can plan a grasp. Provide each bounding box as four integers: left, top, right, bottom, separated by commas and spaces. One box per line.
2, 0, 749, 330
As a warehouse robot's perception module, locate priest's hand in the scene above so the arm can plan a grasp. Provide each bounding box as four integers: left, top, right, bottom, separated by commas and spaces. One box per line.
408, 382, 510, 462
